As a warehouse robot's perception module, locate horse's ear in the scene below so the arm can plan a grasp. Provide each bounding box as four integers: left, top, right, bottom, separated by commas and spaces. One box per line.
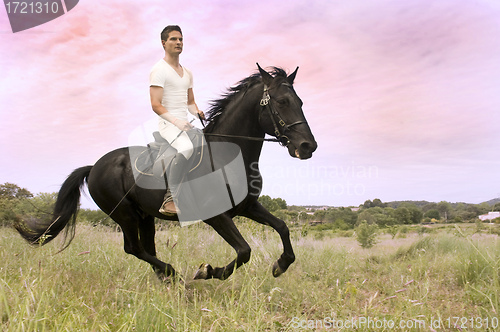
257, 63, 273, 86
287, 66, 299, 85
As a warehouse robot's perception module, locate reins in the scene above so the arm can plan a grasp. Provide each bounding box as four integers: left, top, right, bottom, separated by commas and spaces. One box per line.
198, 130, 281, 143
198, 114, 280, 143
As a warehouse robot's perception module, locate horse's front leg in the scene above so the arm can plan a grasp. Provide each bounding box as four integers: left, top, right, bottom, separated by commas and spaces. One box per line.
241, 201, 295, 277
194, 214, 251, 280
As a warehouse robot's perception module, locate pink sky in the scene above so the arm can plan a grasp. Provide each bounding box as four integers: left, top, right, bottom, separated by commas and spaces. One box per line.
1, 0, 500, 208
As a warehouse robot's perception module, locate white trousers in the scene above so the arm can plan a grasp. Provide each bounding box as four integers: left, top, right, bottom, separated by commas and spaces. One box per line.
158, 120, 194, 160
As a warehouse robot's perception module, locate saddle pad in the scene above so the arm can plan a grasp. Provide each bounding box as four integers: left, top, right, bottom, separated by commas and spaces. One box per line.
133, 128, 205, 179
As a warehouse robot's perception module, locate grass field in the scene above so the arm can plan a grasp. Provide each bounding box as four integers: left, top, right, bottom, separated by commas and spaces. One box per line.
1, 222, 499, 331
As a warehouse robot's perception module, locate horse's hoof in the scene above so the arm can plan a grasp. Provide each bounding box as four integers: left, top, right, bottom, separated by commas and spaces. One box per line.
194, 263, 212, 280
272, 261, 285, 278
156, 273, 184, 285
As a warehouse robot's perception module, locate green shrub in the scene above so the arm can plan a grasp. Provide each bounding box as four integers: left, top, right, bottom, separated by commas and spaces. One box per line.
355, 221, 378, 249
386, 225, 399, 239
417, 226, 434, 235
336, 230, 354, 237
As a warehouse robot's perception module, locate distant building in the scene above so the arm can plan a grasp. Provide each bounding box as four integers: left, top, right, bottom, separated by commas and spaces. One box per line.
479, 211, 500, 221
305, 206, 330, 211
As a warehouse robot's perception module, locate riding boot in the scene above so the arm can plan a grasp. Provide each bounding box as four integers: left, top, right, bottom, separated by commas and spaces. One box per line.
159, 153, 189, 215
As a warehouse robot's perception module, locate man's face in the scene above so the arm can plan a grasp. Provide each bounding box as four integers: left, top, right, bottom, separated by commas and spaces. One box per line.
162, 31, 183, 55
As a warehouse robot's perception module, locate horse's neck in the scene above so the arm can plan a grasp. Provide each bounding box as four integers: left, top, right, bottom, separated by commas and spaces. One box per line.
217, 89, 262, 135
210, 87, 265, 163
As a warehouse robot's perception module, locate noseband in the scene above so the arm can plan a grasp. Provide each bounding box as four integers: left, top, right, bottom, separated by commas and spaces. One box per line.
260, 83, 306, 147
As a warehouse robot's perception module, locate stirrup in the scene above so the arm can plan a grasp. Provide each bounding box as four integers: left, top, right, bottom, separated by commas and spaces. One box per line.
159, 193, 179, 216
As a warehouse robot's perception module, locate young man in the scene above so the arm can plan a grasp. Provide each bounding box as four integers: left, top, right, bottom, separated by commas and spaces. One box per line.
149, 25, 205, 215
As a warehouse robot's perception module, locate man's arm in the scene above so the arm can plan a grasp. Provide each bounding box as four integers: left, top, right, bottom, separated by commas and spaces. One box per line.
150, 86, 193, 130
187, 88, 205, 120
150, 86, 170, 117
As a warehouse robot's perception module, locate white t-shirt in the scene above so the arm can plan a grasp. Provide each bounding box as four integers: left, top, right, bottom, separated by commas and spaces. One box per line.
149, 59, 193, 121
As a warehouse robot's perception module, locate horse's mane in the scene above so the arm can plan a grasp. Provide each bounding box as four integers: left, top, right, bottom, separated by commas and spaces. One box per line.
204, 67, 289, 132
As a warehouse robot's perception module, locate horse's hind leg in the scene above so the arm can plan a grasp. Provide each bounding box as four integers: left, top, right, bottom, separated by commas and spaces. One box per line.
138, 215, 156, 256
110, 203, 176, 280
241, 201, 295, 277
138, 215, 172, 278
194, 214, 251, 280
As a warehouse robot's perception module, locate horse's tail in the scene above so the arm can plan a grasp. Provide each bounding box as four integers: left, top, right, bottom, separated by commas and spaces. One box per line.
15, 166, 93, 250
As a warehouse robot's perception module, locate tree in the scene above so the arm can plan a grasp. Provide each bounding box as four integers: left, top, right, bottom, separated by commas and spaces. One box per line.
478, 202, 492, 214
356, 206, 397, 227
333, 218, 350, 230
298, 211, 308, 222
362, 198, 387, 209
372, 198, 387, 208
313, 209, 326, 222
465, 205, 482, 219
15, 192, 56, 221
258, 195, 287, 213
437, 201, 452, 220
374, 213, 396, 227
273, 209, 289, 222
0, 183, 34, 227
399, 203, 423, 224
274, 197, 287, 210
424, 209, 440, 220
387, 225, 399, 239
79, 209, 111, 226
422, 202, 438, 213
363, 200, 373, 209
394, 206, 411, 224
356, 221, 378, 249
357, 210, 376, 226
258, 195, 279, 212
339, 208, 358, 228
0, 199, 19, 227
0, 183, 33, 200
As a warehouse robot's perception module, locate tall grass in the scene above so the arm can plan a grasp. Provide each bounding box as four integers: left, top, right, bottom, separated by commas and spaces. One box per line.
1, 223, 499, 331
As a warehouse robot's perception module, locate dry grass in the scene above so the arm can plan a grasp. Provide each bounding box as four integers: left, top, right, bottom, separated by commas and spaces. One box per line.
1, 223, 499, 331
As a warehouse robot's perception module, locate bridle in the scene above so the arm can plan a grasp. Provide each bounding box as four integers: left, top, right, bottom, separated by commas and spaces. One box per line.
259, 83, 306, 146
201, 83, 305, 147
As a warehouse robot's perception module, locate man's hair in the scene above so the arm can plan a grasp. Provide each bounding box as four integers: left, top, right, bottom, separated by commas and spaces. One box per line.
161, 25, 182, 41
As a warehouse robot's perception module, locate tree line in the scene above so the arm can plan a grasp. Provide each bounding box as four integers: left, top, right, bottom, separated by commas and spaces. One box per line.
0, 183, 110, 228
257, 196, 500, 230
1, 182, 499, 230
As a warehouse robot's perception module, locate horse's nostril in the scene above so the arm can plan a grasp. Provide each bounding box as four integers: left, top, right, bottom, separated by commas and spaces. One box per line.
300, 141, 317, 154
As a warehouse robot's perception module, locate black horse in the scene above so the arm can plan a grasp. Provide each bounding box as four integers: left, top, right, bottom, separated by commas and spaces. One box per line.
15, 65, 317, 281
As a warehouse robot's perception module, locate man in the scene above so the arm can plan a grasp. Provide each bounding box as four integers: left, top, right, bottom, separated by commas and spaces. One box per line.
150, 25, 205, 215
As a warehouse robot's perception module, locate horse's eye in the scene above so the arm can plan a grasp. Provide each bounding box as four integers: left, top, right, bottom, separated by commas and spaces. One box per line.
277, 99, 288, 106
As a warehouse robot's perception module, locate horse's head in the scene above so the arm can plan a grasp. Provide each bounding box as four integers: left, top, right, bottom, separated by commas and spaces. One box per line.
257, 64, 317, 160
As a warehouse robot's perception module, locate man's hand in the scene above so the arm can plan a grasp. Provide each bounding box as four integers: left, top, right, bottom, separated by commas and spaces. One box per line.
198, 110, 206, 121
174, 119, 194, 131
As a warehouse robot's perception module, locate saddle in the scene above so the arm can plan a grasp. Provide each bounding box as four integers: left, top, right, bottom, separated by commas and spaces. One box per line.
131, 129, 249, 222
134, 128, 205, 179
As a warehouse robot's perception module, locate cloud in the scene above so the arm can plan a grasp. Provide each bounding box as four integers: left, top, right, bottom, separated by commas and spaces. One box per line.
1, 0, 499, 205
296, 0, 500, 166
